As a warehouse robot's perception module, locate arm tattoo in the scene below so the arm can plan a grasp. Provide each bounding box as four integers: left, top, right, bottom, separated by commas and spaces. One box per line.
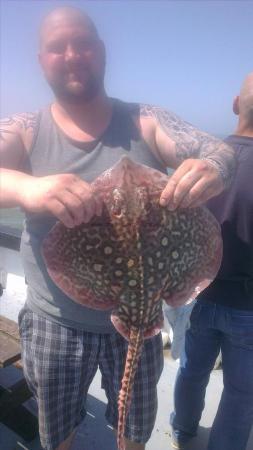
0, 112, 38, 142
140, 104, 236, 188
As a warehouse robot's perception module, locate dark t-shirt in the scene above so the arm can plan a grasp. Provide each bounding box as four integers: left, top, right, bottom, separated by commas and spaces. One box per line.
198, 135, 253, 310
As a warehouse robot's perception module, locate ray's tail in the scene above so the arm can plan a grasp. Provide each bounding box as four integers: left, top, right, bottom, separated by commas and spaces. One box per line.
117, 327, 144, 450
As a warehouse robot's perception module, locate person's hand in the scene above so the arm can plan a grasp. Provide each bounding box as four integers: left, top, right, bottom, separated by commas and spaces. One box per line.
20, 173, 102, 227
159, 158, 223, 210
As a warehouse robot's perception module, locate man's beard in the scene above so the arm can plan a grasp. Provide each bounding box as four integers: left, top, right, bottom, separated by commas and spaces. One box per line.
49, 73, 103, 104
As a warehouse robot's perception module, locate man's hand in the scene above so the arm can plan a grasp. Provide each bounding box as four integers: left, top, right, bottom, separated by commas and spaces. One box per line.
159, 159, 224, 210
20, 173, 102, 228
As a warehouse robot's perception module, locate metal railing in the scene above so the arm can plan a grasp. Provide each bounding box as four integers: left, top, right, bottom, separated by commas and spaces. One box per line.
0, 226, 22, 295
0, 225, 21, 252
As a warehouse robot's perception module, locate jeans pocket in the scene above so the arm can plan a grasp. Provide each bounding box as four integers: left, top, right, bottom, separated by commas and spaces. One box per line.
189, 302, 202, 332
229, 312, 253, 349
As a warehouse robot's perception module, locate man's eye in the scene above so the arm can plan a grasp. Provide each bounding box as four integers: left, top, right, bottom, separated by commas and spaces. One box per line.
74, 39, 96, 52
47, 42, 65, 54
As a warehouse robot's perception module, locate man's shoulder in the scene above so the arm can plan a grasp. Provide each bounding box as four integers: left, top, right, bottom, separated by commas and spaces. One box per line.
113, 98, 168, 118
113, 98, 140, 114
0, 110, 41, 131
224, 134, 253, 149
0, 110, 42, 155
117, 99, 193, 134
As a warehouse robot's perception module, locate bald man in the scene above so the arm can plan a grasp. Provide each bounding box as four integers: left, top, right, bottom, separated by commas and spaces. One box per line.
0, 6, 235, 450
170, 73, 253, 450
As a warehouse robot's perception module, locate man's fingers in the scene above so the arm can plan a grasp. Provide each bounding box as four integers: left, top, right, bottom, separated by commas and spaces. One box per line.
159, 177, 177, 207
160, 169, 201, 210
180, 174, 223, 208
55, 187, 97, 226
68, 178, 104, 218
67, 178, 92, 201
49, 199, 77, 228
159, 158, 224, 210
82, 201, 97, 223
67, 180, 102, 222
56, 190, 86, 225
191, 186, 220, 209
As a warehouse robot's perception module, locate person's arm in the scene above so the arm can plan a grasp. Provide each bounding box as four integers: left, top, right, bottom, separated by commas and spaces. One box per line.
0, 114, 102, 227
139, 105, 236, 209
0, 113, 37, 207
0, 113, 36, 169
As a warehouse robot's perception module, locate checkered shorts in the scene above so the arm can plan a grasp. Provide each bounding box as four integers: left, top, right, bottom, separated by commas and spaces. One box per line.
18, 306, 164, 450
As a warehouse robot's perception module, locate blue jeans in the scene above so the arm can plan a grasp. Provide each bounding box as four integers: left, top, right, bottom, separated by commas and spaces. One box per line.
163, 300, 196, 361
171, 300, 253, 450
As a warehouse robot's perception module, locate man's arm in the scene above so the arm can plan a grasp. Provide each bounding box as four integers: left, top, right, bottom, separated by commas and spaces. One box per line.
0, 112, 40, 208
139, 105, 236, 209
0, 113, 37, 169
140, 105, 235, 186
0, 113, 102, 227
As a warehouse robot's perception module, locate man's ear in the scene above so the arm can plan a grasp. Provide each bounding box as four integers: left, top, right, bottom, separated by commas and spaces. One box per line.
233, 96, 240, 115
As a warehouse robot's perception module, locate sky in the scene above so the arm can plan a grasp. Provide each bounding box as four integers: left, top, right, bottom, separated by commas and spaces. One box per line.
0, 0, 253, 136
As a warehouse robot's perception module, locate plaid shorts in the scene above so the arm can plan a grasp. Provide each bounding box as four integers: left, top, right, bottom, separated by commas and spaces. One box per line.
18, 306, 164, 450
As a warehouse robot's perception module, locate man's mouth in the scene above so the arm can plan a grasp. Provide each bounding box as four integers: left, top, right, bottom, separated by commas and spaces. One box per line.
64, 68, 90, 83
65, 71, 82, 80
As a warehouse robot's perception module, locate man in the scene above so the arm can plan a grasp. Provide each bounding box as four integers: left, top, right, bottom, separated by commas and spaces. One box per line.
170, 73, 253, 450
0, 6, 235, 450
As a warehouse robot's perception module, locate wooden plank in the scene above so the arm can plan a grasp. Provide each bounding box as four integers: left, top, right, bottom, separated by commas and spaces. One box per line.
0, 333, 21, 367
0, 316, 37, 441
0, 315, 21, 367
0, 228, 21, 251
0, 315, 20, 341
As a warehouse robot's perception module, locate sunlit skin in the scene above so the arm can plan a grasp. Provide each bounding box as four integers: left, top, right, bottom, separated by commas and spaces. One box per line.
233, 72, 253, 137
39, 22, 106, 103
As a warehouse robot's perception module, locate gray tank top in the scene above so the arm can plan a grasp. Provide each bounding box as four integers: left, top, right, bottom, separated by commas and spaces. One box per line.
20, 99, 167, 332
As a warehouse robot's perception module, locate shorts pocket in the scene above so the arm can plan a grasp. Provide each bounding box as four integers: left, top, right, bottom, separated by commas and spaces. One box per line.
18, 306, 33, 341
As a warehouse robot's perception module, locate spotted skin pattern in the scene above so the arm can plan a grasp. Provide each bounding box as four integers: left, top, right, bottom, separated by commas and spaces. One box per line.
42, 157, 222, 450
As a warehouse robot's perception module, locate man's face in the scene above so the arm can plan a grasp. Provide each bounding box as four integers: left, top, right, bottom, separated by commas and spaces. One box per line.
39, 21, 105, 103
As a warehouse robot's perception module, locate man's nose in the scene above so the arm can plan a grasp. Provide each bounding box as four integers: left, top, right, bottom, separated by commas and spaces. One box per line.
65, 44, 80, 61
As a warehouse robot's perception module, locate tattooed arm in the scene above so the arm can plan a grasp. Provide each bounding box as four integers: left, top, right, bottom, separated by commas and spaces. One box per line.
0, 112, 101, 227
0, 112, 38, 168
0, 113, 38, 207
138, 104, 236, 209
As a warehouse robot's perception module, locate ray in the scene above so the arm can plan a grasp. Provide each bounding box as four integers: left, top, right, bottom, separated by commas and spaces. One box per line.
42, 156, 222, 450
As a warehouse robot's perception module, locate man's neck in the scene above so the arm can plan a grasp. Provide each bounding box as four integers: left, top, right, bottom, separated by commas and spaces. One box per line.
51, 92, 113, 141
234, 127, 253, 138
234, 118, 253, 138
